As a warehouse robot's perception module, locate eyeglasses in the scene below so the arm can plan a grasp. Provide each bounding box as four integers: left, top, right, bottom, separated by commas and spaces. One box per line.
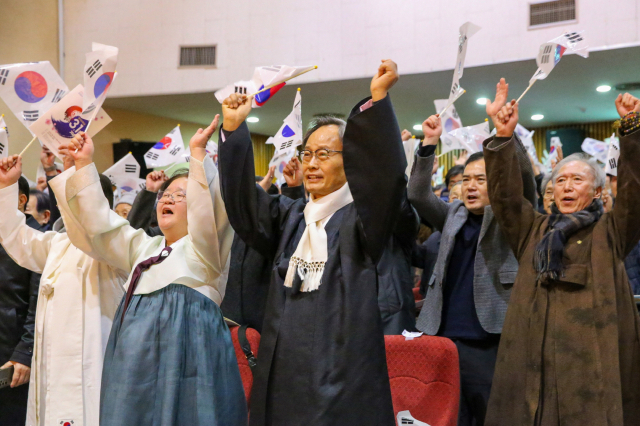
157, 191, 187, 204
299, 149, 343, 163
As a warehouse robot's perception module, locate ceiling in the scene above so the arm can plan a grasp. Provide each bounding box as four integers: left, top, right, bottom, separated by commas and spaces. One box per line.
104, 46, 640, 137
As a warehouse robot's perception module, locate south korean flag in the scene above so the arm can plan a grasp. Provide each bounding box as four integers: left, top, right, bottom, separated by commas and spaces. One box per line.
0, 115, 8, 159
144, 125, 185, 168
82, 43, 118, 116
267, 90, 302, 155
104, 153, 141, 187
0, 61, 69, 134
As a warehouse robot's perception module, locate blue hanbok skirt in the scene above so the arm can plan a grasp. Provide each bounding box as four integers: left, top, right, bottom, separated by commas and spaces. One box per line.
100, 284, 248, 426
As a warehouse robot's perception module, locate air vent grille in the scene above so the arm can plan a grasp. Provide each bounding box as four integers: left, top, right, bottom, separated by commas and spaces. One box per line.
179, 46, 216, 67
529, 0, 576, 27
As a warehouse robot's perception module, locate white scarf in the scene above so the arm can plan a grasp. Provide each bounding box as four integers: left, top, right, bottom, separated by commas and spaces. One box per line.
284, 183, 354, 292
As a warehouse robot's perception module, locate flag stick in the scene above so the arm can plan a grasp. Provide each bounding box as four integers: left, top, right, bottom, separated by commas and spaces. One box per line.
438, 90, 466, 116
250, 66, 318, 97
19, 136, 38, 157
516, 80, 536, 104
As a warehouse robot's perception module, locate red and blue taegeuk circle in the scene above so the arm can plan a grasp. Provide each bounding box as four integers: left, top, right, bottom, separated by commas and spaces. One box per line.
153, 136, 172, 150
94, 72, 115, 98
14, 71, 48, 103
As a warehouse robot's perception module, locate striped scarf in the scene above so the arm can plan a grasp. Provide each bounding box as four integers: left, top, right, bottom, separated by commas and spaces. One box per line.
534, 199, 603, 284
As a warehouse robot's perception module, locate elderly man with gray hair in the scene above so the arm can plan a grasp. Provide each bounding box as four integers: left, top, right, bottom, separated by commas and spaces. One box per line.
482, 84, 640, 426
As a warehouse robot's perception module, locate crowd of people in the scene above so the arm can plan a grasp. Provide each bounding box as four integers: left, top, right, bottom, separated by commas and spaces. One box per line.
0, 60, 639, 426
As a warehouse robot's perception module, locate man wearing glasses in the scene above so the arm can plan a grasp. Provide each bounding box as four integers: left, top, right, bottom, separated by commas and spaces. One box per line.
218, 59, 417, 426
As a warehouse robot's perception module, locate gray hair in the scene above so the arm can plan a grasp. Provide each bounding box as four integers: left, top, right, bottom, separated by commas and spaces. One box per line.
550, 152, 606, 190
541, 173, 553, 192
303, 116, 346, 147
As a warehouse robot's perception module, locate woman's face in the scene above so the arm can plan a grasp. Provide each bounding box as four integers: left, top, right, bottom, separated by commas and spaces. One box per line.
543, 180, 554, 214
156, 177, 188, 243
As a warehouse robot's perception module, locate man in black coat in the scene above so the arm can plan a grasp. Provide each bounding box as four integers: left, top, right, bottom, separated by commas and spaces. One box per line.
219, 60, 416, 426
0, 176, 42, 426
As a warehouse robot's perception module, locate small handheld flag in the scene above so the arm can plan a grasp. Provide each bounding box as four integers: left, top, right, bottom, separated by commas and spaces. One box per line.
144, 126, 185, 168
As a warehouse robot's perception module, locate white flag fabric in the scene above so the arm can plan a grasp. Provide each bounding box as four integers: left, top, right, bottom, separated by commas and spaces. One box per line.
447, 22, 481, 104
529, 31, 588, 84
268, 142, 296, 187
581, 137, 608, 163
29, 85, 112, 159
104, 153, 141, 187
144, 126, 184, 168
441, 121, 491, 155
0, 61, 69, 134
180, 141, 219, 166
605, 133, 620, 176
0, 116, 8, 159
434, 99, 462, 133
396, 410, 431, 426
267, 90, 303, 154
82, 43, 118, 116
434, 165, 445, 186
403, 137, 420, 181
215, 65, 315, 108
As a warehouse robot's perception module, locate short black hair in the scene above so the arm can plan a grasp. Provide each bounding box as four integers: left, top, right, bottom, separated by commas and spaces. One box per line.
302, 116, 346, 148
29, 190, 50, 213
160, 172, 189, 193
445, 165, 464, 188
465, 152, 484, 167
99, 174, 115, 210
18, 176, 30, 210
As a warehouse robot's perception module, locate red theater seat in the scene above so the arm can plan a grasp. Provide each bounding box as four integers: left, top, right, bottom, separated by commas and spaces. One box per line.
385, 335, 459, 426
229, 325, 261, 405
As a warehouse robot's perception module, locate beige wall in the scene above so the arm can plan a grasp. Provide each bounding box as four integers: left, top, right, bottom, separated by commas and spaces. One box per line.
0, 0, 59, 180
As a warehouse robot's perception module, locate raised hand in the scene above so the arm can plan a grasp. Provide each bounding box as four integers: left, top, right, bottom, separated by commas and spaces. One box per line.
190, 114, 219, 161
222, 94, 253, 132
454, 150, 469, 166
615, 93, 640, 118
36, 177, 48, 192
487, 78, 518, 137
40, 146, 57, 176
62, 132, 94, 170
146, 170, 168, 193
283, 156, 303, 187
0, 155, 22, 189
421, 115, 442, 146
401, 129, 412, 142
259, 166, 276, 192
370, 59, 399, 102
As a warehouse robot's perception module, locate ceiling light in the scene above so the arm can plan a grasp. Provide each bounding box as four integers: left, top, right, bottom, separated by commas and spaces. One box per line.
596, 85, 611, 93
531, 114, 544, 121
413, 124, 422, 131
246, 117, 259, 123
476, 97, 489, 105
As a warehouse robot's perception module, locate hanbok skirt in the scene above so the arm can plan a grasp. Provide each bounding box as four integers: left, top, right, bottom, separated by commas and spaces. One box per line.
100, 284, 248, 426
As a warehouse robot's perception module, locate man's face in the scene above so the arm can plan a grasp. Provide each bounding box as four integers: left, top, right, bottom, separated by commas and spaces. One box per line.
553, 161, 601, 214
448, 173, 463, 191
302, 125, 347, 200
543, 180, 554, 214
26, 195, 50, 225
462, 159, 490, 215
115, 203, 132, 219
449, 184, 462, 203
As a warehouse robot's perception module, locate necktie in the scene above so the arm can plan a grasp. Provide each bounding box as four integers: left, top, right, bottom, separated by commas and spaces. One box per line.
121, 246, 173, 321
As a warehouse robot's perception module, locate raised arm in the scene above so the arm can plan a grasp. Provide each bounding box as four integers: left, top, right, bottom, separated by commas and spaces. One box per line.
127, 171, 167, 235
483, 78, 539, 259
0, 156, 56, 273
218, 93, 299, 258
408, 115, 452, 231
343, 59, 407, 263
610, 93, 640, 258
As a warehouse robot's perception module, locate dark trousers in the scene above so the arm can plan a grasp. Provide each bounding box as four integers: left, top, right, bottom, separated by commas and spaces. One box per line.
0, 381, 29, 426
452, 336, 500, 426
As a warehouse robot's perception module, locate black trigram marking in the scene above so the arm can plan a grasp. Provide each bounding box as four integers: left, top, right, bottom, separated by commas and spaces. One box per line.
278, 139, 294, 151
145, 152, 159, 161
401, 418, 414, 425
458, 34, 468, 53
83, 104, 96, 114
234, 86, 248, 95
169, 146, 181, 156
609, 158, 617, 170
23, 110, 39, 121
86, 59, 103, 78
138, 181, 146, 190
124, 164, 137, 173
0, 69, 8, 85
451, 81, 460, 96
0, 142, 5, 155
540, 44, 553, 64
51, 88, 66, 103
565, 32, 583, 43
532, 68, 545, 79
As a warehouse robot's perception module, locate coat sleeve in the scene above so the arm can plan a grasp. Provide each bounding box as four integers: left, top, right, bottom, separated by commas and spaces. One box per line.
10, 270, 39, 366
513, 133, 539, 207
218, 122, 299, 258
46, 175, 61, 228
127, 189, 159, 234
54, 164, 150, 273
0, 182, 55, 274
609, 127, 640, 258
343, 95, 408, 264
185, 156, 234, 275
483, 135, 540, 260
408, 151, 451, 232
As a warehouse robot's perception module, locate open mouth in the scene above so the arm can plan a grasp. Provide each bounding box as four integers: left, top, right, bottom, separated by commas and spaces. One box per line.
161, 207, 174, 216
561, 197, 575, 203
466, 194, 478, 203
306, 174, 323, 182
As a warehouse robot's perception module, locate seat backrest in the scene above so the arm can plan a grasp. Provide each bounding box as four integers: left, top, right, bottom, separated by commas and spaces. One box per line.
385, 335, 459, 426
229, 325, 261, 405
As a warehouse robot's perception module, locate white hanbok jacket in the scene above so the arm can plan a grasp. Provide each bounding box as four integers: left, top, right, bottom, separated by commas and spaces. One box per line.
0, 177, 127, 426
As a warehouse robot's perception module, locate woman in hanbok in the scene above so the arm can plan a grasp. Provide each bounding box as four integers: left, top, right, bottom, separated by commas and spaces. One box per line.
55, 115, 247, 426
